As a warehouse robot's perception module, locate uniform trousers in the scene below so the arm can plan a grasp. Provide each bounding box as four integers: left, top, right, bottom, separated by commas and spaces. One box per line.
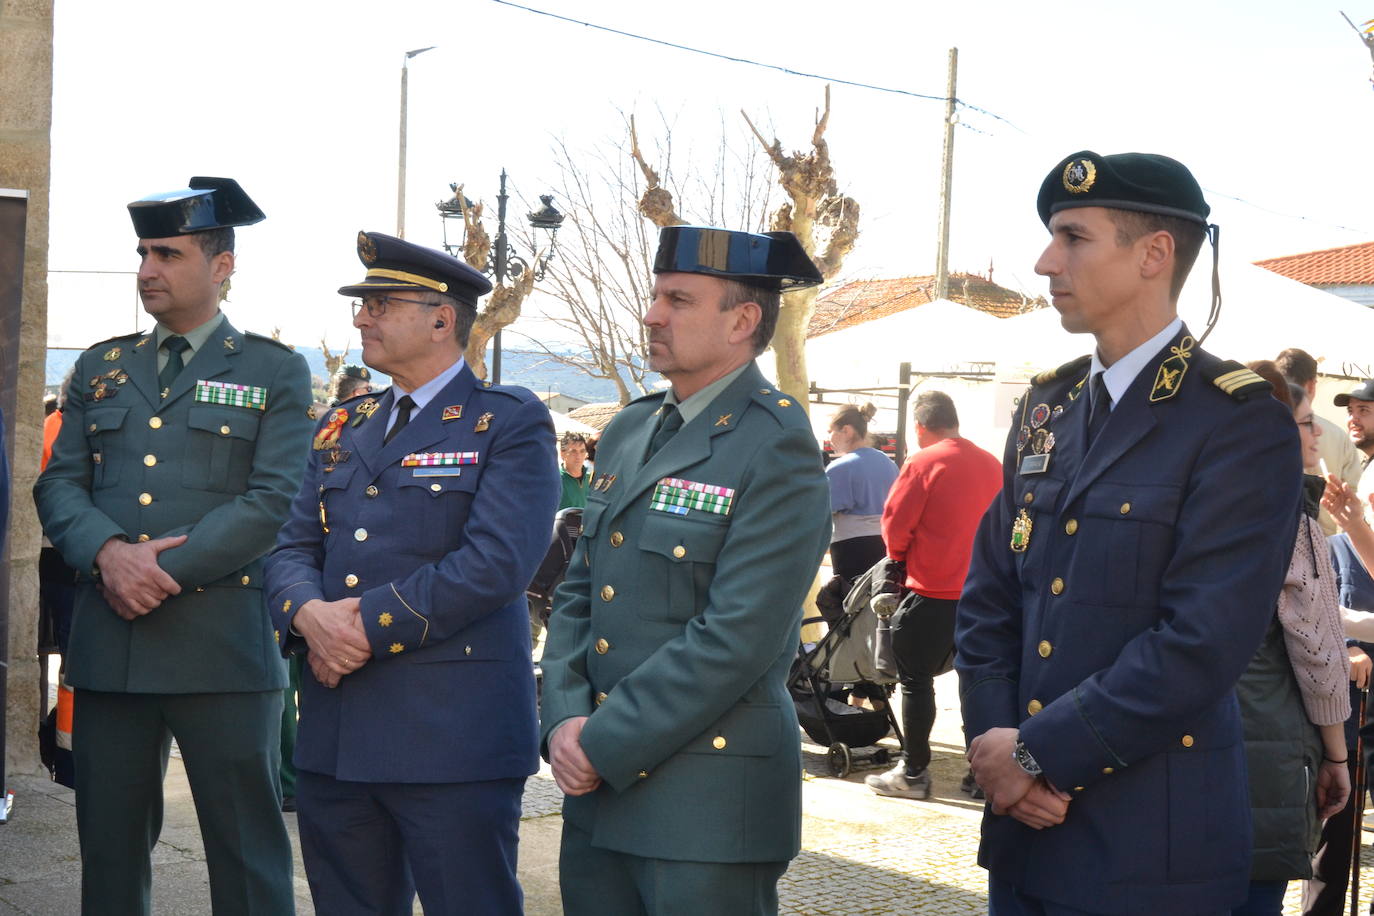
559, 820, 788, 916
295, 769, 524, 916
72, 688, 292, 916
990, 876, 1228, 916
890, 591, 958, 773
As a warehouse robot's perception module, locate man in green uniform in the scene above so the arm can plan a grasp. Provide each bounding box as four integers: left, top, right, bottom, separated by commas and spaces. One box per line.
34, 177, 312, 915
540, 226, 833, 915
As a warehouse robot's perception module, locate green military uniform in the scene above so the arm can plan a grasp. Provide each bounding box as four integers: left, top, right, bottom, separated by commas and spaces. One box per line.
35, 313, 313, 914
540, 360, 831, 908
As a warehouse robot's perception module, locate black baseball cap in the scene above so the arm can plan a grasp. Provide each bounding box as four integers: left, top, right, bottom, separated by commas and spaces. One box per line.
1334, 380, 1374, 406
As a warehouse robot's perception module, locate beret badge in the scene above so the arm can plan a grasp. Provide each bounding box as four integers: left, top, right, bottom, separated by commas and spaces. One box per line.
358, 231, 378, 265
1062, 158, 1097, 194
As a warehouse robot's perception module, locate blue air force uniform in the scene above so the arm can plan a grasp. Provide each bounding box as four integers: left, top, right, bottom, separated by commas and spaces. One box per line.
262, 230, 559, 915
956, 152, 1304, 915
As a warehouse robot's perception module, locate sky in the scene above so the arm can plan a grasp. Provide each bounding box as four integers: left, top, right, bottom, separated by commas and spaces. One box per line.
42, 0, 1374, 357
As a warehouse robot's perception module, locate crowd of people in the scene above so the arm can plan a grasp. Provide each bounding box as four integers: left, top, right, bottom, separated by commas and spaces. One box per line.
12, 148, 1374, 916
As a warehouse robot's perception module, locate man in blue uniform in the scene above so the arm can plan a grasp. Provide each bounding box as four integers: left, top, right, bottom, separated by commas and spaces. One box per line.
264, 231, 559, 915
957, 152, 1303, 915
33, 177, 310, 914
539, 226, 833, 915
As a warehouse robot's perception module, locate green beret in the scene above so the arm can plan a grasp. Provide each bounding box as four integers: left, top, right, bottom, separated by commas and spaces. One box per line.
1037, 151, 1210, 227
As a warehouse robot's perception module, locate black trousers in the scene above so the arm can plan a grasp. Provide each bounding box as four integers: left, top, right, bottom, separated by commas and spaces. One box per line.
829, 535, 887, 584
890, 591, 958, 773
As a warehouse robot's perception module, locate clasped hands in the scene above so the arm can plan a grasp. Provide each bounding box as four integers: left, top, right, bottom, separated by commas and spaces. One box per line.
96, 534, 187, 620
967, 727, 1071, 830
549, 716, 602, 796
293, 597, 373, 688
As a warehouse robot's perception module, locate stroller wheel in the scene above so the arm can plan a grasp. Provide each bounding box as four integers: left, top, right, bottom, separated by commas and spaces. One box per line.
827, 742, 853, 778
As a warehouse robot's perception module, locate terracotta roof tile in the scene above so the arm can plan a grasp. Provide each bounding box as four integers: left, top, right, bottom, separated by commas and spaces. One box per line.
566, 402, 623, 431
808, 273, 1047, 338
1254, 241, 1374, 286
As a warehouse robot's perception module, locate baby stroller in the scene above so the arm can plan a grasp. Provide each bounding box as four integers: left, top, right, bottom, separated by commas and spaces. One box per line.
788, 561, 903, 777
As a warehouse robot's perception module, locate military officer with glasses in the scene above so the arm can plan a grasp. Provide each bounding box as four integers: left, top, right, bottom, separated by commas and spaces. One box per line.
34, 177, 312, 915
264, 230, 559, 915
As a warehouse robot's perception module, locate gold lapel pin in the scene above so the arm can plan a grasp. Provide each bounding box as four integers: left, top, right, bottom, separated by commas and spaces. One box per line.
715, 413, 732, 427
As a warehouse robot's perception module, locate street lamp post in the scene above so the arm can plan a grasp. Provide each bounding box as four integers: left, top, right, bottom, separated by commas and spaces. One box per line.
436, 170, 564, 382
396, 46, 435, 238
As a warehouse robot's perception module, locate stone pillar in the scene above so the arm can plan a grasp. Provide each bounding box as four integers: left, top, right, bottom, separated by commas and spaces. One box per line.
1, 0, 54, 777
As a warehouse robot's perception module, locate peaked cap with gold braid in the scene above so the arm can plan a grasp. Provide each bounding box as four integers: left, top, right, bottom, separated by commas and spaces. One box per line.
338, 230, 493, 308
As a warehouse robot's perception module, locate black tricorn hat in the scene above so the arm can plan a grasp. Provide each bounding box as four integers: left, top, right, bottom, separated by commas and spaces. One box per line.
653, 226, 823, 292
335, 364, 371, 382
339, 231, 493, 308
127, 177, 265, 238
1036, 151, 1210, 227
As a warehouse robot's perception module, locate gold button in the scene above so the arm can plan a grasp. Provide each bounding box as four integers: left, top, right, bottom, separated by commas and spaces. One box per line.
712, 736, 727, 749
1181, 734, 1194, 748
1120, 502, 1132, 515
88, 423, 97, 433
345, 574, 359, 588
137, 534, 150, 543
143, 454, 157, 467
1074, 786, 1085, 792
1050, 577, 1064, 595
465, 645, 472, 656
637, 770, 649, 779
365, 485, 379, 498
1023, 491, 1034, 505
1027, 699, 1043, 716
138, 492, 152, 506
240, 575, 250, 586
600, 585, 615, 601
759, 388, 772, 395
777, 398, 792, 408
430, 483, 442, 492
672, 545, 686, 559
595, 638, 610, 655
1038, 640, 1052, 658
148, 416, 162, 429
609, 531, 624, 548
1064, 518, 1078, 535
1102, 766, 1114, 775
595, 691, 608, 705
219, 425, 231, 436
274, 629, 280, 643
195, 586, 205, 592
354, 528, 368, 542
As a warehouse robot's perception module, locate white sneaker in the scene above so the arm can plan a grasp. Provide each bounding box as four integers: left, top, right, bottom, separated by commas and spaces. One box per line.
864, 764, 931, 800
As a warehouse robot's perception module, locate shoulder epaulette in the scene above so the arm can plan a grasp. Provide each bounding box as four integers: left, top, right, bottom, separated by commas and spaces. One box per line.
1030, 354, 1091, 387
85, 331, 142, 352
244, 330, 297, 352
476, 378, 540, 402
750, 386, 810, 428
1203, 359, 1272, 402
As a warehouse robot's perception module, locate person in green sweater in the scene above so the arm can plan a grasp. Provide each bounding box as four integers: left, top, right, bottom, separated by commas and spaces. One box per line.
558, 430, 590, 509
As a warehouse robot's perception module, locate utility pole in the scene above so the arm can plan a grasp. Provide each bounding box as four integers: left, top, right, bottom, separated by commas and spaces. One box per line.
396, 46, 435, 238
934, 47, 958, 301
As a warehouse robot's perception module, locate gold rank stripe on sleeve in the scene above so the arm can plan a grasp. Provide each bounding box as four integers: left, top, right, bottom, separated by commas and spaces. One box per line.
389, 583, 430, 647
1212, 368, 1265, 395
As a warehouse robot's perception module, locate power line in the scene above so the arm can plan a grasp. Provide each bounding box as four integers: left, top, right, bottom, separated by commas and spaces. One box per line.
489, 0, 1024, 132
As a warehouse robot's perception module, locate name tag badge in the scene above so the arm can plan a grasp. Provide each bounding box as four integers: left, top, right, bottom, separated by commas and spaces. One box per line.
1019, 453, 1051, 475
412, 467, 462, 477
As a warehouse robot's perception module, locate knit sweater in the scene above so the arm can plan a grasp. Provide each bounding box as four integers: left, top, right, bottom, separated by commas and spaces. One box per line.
1277, 513, 1352, 727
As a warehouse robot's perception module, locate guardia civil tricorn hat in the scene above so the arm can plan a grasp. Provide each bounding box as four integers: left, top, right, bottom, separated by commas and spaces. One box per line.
653, 226, 823, 292
127, 177, 265, 238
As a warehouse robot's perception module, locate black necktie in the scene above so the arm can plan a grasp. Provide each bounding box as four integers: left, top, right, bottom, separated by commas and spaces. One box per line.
647, 404, 684, 458
1087, 373, 1112, 445
158, 336, 191, 398
384, 395, 415, 445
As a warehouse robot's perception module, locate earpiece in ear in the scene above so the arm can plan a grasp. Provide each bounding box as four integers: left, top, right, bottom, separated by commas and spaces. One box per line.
434, 320, 445, 329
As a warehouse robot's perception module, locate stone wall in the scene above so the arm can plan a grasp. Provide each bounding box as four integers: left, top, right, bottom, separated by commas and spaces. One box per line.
1, 0, 54, 777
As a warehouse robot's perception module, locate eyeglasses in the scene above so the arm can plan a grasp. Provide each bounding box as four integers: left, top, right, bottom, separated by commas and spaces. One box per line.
350, 295, 436, 319
1296, 416, 1318, 432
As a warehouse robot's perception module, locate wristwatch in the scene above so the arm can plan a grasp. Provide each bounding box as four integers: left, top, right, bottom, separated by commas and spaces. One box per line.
1012, 739, 1043, 777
